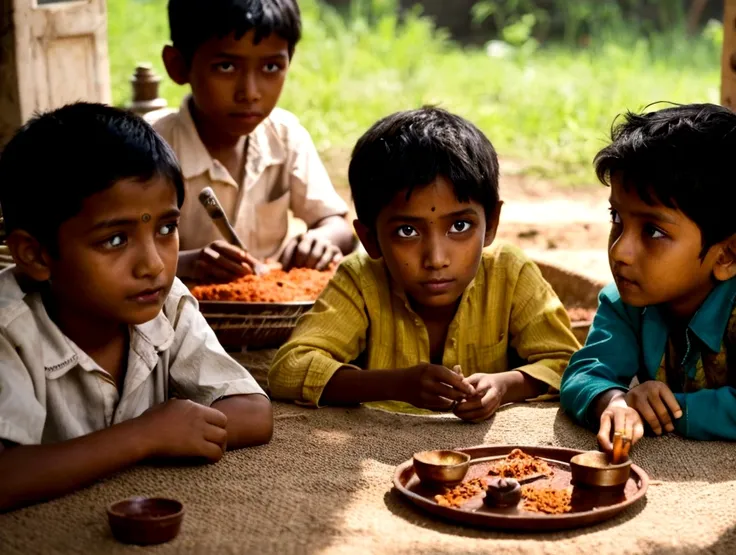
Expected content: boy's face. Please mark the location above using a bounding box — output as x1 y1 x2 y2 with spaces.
185 30 290 138
47 177 180 326
361 176 496 312
608 174 721 317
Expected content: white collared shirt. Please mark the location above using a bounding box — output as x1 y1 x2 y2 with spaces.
150 98 349 260
0 268 265 445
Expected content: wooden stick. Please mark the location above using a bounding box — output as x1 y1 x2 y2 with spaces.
611 431 624 464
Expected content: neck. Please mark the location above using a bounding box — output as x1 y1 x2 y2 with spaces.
43 289 128 356
410 297 461 327
189 98 244 151
662 282 717 328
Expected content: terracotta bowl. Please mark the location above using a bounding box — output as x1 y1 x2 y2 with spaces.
570 451 631 489
107 497 185 545
413 450 471 487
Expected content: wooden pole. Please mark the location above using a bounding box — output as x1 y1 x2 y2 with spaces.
722 0 736 109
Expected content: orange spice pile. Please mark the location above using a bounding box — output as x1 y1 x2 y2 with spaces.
487 448 554 481
190 267 334 303
434 478 489 508
521 486 572 514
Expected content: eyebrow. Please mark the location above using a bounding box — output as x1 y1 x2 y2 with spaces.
214 52 288 60
89 209 180 232
387 208 478 224
609 200 677 225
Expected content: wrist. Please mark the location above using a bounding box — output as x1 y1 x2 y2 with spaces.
127 415 157 460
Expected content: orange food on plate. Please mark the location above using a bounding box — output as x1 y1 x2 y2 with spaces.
487 448 554 481
434 478 489 508
520 485 572 514
190 267 334 303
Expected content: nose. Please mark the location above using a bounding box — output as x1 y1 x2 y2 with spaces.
608 226 636 267
133 237 165 280
423 233 451 270
234 70 261 104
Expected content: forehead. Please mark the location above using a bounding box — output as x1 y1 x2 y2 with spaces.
196 29 290 58
77 177 179 220
379 176 483 218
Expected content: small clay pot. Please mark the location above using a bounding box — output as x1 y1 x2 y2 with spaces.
484 477 522 508
107 497 184 545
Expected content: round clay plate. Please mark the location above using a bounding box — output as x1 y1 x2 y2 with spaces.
392 444 649 531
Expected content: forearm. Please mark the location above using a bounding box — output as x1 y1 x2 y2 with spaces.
212 394 274 449
320 367 406 406
498 370 548 403
309 215 355 254
0 419 150 512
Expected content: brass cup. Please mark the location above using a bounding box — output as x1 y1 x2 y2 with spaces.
570 451 632 489
413 450 471 487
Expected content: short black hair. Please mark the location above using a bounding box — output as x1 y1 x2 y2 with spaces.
349 106 500 228
0 102 184 254
168 0 301 62
595 103 736 256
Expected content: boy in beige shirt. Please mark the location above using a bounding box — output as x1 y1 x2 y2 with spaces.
0 103 272 512
153 0 353 282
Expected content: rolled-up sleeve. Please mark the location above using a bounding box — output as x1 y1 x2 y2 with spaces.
0 332 46 445
508 261 581 399
268 263 368 406
167 289 267 406
287 123 349 227
560 284 640 426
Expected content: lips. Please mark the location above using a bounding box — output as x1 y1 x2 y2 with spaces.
420 278 456 294
129 287 165 304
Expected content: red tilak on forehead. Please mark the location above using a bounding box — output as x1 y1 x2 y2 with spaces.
141 213 151 223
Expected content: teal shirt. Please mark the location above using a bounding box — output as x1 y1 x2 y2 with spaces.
560 279 736 440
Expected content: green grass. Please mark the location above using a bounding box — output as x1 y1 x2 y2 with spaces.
108 0 722 185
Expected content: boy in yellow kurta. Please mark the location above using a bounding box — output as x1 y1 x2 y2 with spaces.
269 107 580 419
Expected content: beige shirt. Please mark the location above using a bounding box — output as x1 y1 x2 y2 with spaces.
0 268 265 446
151 98 349 260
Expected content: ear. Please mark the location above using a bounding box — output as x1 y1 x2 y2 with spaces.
162 45 190 86
483 200 503 248
5 230 52 282
712 234 736 282
353 219 382 259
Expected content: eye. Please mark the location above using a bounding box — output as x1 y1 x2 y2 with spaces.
159 222 178 237
644 224 666 239
609 208 621 224
396 225 418 238
215 62 236 74
101 233 126 249
263 62 282 74
449 220 472 234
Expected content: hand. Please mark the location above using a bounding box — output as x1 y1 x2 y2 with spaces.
399 363 476 411
598 394 645 453
185 240 257 282
280 231 342 270
453 373 507 422
136 399 228 463
625 381 682 436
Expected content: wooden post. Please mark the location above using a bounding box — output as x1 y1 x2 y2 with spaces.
722 0 736 110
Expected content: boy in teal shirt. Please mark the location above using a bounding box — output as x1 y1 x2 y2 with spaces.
560 104 736 453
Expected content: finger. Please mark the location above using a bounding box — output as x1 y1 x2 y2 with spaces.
203 247 252 277
419 393 454 411
204 424 228 446
424 381 471 402
597 413 613 452
292 236 317 269
203 406 228 428
632 417 645 445
648 392 673 432
209 242 258 271
194 260 241 283
315 246 339 271
279 237 300 270
659 386 683 420
637 401 663 435
456 389 501 420
430 366 476 396
200 441 225 463
303 240 327 269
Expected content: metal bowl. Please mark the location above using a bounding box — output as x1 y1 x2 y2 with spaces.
570 451 631 489
413 450 471 487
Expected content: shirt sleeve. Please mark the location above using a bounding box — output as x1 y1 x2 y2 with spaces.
268 263 368 406
560 284 640 427
672 388 736 440
508 261 582 401
166 283 267 406
287 123 349 227
0 331 46 445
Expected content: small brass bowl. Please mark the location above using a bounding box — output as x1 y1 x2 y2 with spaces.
570 451 632 489
413 450 471 487
107 497 185 545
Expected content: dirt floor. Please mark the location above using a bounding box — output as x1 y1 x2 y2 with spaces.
323 153 612 284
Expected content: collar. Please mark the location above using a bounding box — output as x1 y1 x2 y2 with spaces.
175 96 287 185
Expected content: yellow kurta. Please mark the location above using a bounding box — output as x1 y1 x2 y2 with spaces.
268 242 580 413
